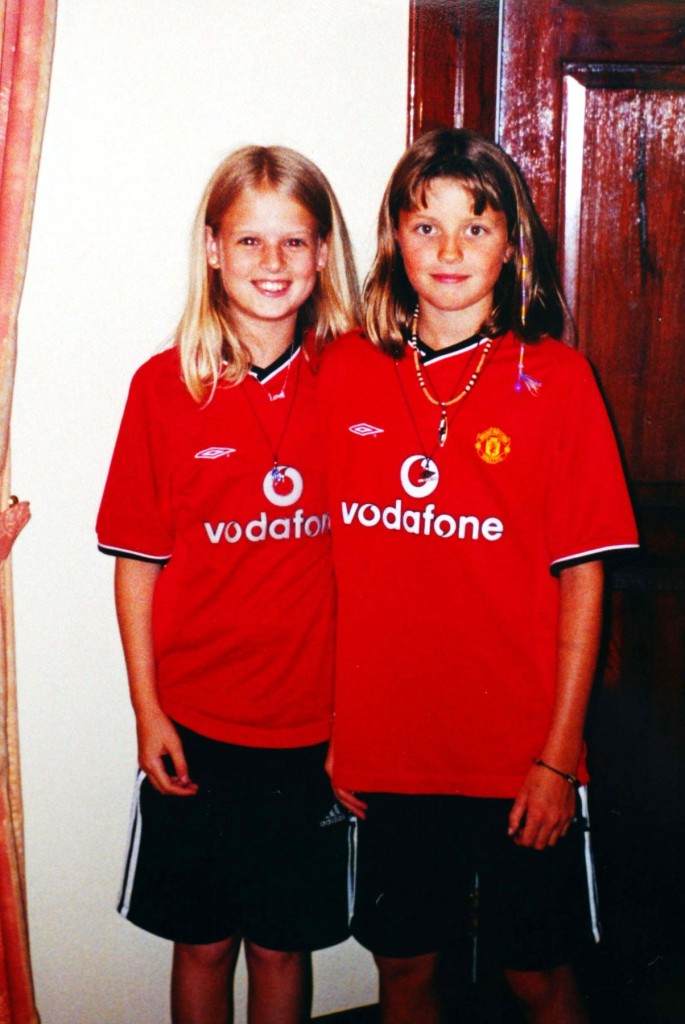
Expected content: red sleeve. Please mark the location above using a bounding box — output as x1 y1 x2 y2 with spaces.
96 357 174 562
546 354 638 569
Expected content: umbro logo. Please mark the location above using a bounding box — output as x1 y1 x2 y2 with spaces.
194 447 237 460
349 422 384 437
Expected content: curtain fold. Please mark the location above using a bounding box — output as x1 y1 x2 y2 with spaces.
0 2 57 1021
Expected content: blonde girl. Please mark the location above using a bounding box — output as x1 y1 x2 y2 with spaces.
98 145 359 1024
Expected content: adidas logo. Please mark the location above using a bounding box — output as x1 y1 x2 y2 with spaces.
319 802 348 827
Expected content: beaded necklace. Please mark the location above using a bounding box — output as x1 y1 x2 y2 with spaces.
408 305 494 447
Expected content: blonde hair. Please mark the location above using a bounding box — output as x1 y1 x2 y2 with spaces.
364 129 566 356
176 145 360 401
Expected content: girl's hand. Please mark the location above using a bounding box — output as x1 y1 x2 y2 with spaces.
333 786 368 819
507 764 575 849
325 739 368 819
136 710 198 797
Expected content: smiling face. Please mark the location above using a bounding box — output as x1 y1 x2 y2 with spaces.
205 185 328 350
395 177 512 344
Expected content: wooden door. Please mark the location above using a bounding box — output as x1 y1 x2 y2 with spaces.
409 1 685 1017
498 3 685 1014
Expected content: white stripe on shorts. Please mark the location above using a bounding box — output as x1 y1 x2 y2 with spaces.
347 815 358 926
118 770 146 920
578 784 601 943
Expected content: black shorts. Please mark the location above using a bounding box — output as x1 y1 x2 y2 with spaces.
118 725 350 950
350 790 599 970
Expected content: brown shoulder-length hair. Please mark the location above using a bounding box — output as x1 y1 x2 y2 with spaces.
363 128 566 356
176 145 360 401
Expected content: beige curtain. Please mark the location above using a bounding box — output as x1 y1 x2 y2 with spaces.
0 2 56 1021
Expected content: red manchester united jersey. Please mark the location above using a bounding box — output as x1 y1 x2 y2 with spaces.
97 343 334 747
321 330 638 797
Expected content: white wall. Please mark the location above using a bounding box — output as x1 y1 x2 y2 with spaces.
11 3 408 1021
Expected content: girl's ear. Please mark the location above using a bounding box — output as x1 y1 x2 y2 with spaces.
315 237 329 272
504 242 515 263
205 226 220 268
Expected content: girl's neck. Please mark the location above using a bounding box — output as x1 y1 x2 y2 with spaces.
416 303 490 351
236 316 298 369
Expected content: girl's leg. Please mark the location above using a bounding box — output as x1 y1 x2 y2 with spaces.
243 941 312 1024
374 951 444 1024
504 964 588 1024
171 936 242 1024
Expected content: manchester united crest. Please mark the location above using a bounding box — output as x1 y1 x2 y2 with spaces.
475 427 511 465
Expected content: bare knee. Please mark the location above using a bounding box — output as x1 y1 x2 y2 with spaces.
171 938 241 1024
244 940 308 973
374 953 442 1024
506 967 556 1006
375 951 439 988
505 964 587 1023
174 936 239 972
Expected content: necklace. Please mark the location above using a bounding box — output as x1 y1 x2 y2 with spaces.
264 339 297 401
249 334 299 402
394 362 441 485
408 305 493 447
242 343 302 485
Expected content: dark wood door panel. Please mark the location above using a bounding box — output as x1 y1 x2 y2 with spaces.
499 1 685 234
559 65 685 484
560 1 685 64
407 0 499 141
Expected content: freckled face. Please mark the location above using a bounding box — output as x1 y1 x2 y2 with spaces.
205 185 328 339
395 177 512 331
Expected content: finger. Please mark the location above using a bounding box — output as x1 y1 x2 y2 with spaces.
164 736 192 786
151 773 198 796
146 755 198 796
169 752 192 787
545 825 562 848
334 787 367 819
508 796 526 837
160 778 198 796
533 821 556 850
337 792 367 818
514 815 545 849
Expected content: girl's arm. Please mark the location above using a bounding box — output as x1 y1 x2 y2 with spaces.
114 558 197 797
507 559 604 849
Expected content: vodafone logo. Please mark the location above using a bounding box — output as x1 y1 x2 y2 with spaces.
400 455 439 498
202 465 324 545
339 454 503 543
262 466 304 507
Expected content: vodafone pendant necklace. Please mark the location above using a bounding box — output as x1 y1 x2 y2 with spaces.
394 362 440 485
242 341 302 485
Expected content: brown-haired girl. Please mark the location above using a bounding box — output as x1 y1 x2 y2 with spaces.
320 129 637 1024
97 145 359 1024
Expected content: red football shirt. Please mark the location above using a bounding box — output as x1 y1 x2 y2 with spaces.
321 330 638 796
97 344 335 747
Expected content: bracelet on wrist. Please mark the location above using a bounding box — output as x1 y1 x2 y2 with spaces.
533 757 578 787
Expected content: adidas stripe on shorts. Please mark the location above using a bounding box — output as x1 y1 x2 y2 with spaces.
349 790 599 969
119 725 350 950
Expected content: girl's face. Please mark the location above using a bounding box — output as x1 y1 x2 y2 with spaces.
395 177 512 333
206 185 328 342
